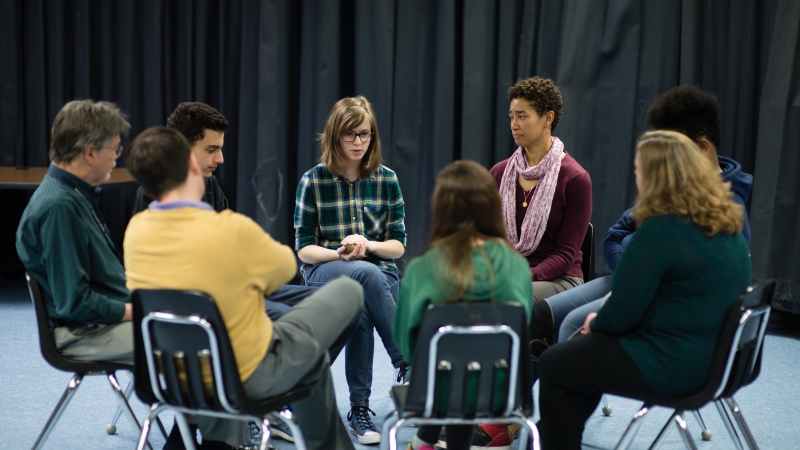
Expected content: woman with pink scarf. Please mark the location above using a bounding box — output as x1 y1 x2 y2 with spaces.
469 76 592 449
490 76 592 302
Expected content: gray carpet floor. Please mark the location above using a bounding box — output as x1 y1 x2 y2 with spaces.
1 277 798 450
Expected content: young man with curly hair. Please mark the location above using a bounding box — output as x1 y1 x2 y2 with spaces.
547 85 754 350
132 102 229 213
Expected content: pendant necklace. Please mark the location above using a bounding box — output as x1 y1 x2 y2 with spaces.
522 184 535 208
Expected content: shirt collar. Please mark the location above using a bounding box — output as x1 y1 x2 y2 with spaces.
148 199 213 211
47 164 101 199
330 169 377 182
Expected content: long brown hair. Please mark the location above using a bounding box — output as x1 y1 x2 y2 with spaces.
631 130 744 236
426 160 509 300
319 96 382 178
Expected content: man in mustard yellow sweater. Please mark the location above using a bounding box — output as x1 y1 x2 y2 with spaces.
124 126 362 449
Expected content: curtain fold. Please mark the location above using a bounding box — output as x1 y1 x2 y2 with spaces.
2 0 799 310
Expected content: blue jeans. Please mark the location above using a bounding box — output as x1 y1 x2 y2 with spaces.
304 260 403 406
544 275 613 343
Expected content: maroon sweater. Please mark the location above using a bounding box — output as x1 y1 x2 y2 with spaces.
490 152 592 281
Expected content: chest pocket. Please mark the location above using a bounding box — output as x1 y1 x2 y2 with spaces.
362 205 387 240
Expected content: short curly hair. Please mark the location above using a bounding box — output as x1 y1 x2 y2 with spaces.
646 85 722 148
507 76 563 133
166 102 229 145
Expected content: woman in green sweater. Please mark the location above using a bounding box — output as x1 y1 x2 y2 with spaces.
536 130 752 449
394 160 532 450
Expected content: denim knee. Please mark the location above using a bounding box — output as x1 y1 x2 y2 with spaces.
348 262 385 288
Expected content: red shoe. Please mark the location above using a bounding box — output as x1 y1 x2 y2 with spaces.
437 423 512 449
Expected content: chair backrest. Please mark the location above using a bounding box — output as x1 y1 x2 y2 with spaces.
403 302 533 418
25 272 128 374
717 281 775 397
132 289 248 413
580 223 594 282
647 281 774 409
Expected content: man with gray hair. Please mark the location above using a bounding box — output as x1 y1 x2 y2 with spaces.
16 99 134 364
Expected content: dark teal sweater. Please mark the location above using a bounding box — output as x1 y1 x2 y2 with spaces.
591 214 751 397
17 165 129 324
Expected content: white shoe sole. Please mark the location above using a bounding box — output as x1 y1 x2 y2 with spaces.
436 441 511 450
349 426 381 445
268 426 295 443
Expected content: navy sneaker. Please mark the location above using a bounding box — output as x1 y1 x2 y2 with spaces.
347 406 381 445
267 412 295 442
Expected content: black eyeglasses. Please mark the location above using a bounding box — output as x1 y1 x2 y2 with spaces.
341 131 373 143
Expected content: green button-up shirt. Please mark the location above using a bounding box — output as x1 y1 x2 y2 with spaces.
294 164 407 274
16 165 129 324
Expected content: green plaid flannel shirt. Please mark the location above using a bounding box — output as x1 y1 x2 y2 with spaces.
294 164 407 274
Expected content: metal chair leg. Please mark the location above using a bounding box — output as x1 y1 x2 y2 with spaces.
614 403 650 450
33 373 84 450
137 404 172 450
651 413 676 450
278 410 307 450
725 397 760 450
174 411 198 450
714 400 744 450
602 394 613 415
259 416 272 450
106 377 134 434
387 417 408 450
691 409 712 440
673 413 699 450
107 372 151 450
380 411 400 450
508 415 540 450
155 415 169 440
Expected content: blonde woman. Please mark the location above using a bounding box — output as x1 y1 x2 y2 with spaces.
537 130 752 450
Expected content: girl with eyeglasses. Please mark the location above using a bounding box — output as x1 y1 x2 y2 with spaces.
294 95 407 445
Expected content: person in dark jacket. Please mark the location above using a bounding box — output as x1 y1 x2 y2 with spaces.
132 102 229 214
545 85 753 344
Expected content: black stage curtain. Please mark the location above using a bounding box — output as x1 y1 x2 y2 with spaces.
2 0 799 311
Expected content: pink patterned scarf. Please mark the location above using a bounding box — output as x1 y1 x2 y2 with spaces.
500 137 564 256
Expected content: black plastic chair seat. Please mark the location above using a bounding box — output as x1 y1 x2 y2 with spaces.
26 272 157 450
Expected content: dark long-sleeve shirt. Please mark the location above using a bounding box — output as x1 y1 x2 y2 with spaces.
490 153 592 281
602 156 752 272
132 175 229 215
591 214 751 397
16 165 129 324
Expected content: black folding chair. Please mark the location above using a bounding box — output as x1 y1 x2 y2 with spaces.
25 273 165 449
381 302 539 450
132 289 313 450
580 222 594 283
614 281 775 450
